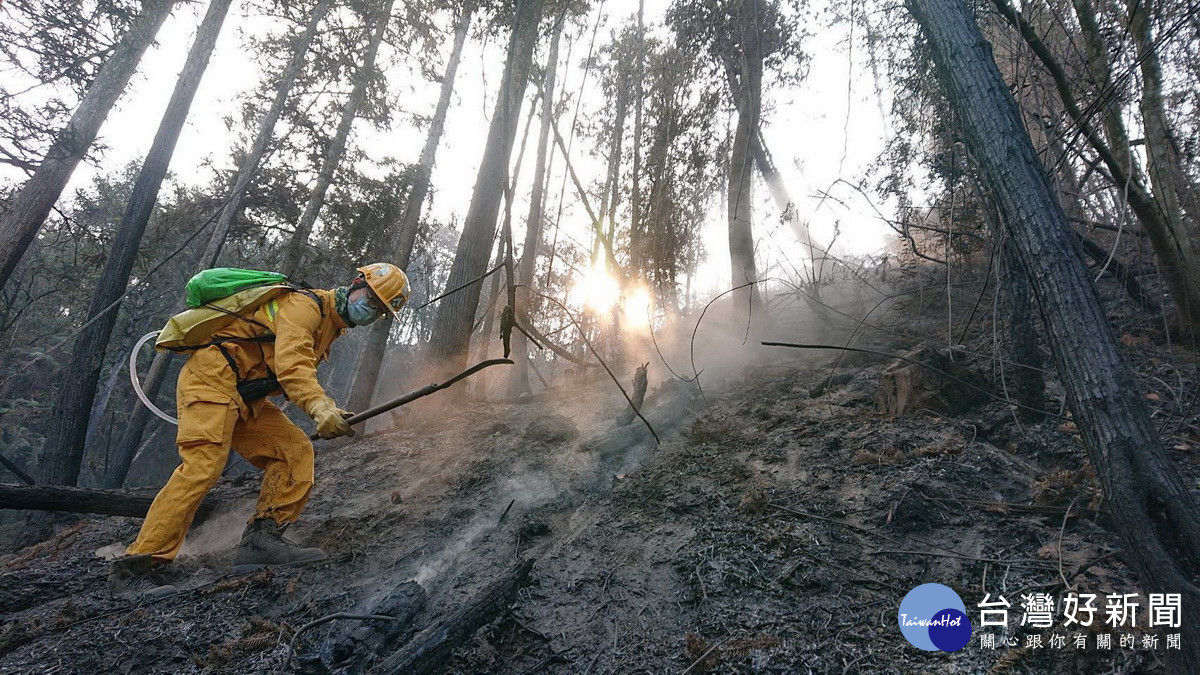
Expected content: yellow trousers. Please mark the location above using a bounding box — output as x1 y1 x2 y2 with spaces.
127 372 315 562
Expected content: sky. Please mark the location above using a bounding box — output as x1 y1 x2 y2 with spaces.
1 0 898 304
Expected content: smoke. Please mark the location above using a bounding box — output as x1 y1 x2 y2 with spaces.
92 504 253 561
413 511 493 587
395 280 886 589
179 504 254 556
413 474 562 588
94 542 126 560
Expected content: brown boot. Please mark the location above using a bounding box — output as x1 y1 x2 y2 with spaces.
231 518 327 573
107 554 177 598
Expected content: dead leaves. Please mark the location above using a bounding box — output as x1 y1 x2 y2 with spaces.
199 568 273 596
1120 333 1151 348
1033 465 1101 511
737 488 769 515
684 632 782 672
191 615 291 668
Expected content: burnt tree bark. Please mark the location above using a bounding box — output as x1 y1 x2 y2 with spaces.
280 0 396 277
373 559 534 674
0 0 177 289
426 0 545 377
907 0 1200 664
320 581 426 668
346 6 473 415
1000 239 1045 421
40 0 234 487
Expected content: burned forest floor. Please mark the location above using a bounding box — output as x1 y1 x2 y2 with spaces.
2 321 1197 674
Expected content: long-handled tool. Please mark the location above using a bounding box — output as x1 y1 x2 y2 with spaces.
310 358 513 439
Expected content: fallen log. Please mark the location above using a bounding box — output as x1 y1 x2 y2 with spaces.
320 580 426 669
0 484 220 521
373 558 535 674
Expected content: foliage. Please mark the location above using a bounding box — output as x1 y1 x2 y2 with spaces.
0 0 142 170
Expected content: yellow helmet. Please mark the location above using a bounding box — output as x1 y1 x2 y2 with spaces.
356 262 410 319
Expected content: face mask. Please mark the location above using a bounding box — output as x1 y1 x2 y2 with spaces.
347 295 382 326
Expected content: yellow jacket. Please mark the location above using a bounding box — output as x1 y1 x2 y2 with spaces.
179 288 348 419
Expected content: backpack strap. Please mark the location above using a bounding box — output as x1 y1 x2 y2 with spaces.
283 281 325 318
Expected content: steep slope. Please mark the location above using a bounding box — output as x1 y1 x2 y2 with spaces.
0 349 1173 673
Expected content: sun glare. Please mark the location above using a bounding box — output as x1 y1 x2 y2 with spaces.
571 258 621 314
622 287 653 327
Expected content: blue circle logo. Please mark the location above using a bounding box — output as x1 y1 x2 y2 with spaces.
898 583 972 652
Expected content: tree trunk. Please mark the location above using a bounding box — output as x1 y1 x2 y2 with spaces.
1128 0 1200 295
627 0 647 273
105 353 171 488
601 59 629 257
280 0 396 277
0 0 177 289
426 0 545 377
39 0 232 486
85 320 143 458
321 581 426 669
202 0 334 265
1070 0 1140 181
104 0 333 487
345 6 472 415
726 0 767 319
907 0 1200 665
508 20 562 397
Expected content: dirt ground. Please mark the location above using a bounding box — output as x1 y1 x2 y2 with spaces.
0 336 1191 673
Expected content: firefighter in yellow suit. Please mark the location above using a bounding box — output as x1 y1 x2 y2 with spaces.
108 263 409 597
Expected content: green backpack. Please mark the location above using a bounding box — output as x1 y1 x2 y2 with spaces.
156 268 320 352
185 268 287 308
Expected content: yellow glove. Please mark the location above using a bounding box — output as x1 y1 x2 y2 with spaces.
311 398 355 439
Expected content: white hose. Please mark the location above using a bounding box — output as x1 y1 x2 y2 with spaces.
130 331 178 425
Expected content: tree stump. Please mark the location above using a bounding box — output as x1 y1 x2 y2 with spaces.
874 346 987 417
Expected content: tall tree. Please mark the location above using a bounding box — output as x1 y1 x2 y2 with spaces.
345 4 474 415
725 0 769 318
202 0 334 265
105 0 333 487
508 16 563 397
670 0 799 313
280 0 397 277
39 0 235 486
627 0 647 274
425 0 546 377
0 0 177 290
906 0 1200 664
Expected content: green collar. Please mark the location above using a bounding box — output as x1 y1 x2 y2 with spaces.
334 287 354 326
